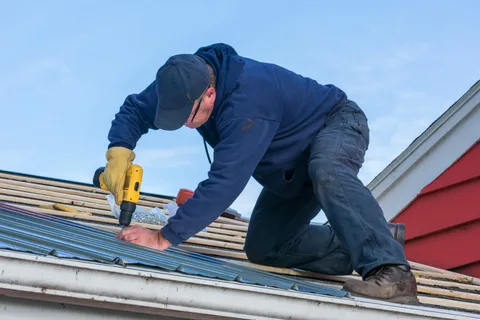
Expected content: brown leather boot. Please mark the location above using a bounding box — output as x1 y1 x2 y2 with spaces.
388 222 405 247
343 265 419 305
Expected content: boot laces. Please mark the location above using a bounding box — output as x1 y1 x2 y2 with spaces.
367 266 395 285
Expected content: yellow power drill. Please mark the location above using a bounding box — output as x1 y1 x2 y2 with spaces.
93 164 143 227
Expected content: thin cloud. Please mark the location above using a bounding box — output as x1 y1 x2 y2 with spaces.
382 42 430 70
359 91 448 184
0 149 35 171
136 146 202 168
0 59 73 97
353 65 373 73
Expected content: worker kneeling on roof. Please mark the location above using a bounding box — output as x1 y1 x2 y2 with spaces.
103 43 419 304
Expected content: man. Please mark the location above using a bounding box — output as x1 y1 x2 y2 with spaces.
104 43 418 304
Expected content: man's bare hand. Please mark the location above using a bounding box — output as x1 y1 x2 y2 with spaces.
116 225 172 250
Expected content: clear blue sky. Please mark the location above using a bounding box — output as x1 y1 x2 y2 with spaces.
1 0 479 221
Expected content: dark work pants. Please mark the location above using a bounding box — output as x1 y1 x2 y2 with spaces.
244 100 409 278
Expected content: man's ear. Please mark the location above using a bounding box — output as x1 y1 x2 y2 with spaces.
206 86 216 98
206 87 216 104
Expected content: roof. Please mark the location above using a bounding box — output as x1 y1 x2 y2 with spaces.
0 169 479 319
367 79 480 221
0 202 344 297
392 139 480 278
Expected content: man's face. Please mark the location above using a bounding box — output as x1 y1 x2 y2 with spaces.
184 86 216 129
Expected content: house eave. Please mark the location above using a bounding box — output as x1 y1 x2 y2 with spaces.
367 80 480 221
0 250 477 320
368 80 480 191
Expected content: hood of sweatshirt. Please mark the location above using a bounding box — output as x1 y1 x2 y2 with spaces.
194 43 245 119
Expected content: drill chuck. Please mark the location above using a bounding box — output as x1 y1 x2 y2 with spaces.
119 201 136 227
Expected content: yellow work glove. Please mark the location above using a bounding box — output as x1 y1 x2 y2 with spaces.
103 147 135 205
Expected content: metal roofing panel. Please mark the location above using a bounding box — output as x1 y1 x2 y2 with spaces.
0 202 348 298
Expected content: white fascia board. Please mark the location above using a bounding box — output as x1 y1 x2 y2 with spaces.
367 81 480 221
0 250 477 320
0 295 172 320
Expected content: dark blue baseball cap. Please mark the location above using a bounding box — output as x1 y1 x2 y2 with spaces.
154 54 210 130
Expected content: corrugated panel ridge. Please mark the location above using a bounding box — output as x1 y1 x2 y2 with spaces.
0 202 348 298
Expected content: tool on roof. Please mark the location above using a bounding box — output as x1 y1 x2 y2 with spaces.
39 203 78 213
175 188 241 219
175 188 194 206
93 164 143 227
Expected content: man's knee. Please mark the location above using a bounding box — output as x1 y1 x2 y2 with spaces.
309 156 336 188
309 151 363 191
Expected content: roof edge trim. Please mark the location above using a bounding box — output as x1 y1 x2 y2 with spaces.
0 250 474 320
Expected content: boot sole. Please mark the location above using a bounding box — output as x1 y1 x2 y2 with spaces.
349 292 420 305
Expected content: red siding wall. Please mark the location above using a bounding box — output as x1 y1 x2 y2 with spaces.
392 139 480 278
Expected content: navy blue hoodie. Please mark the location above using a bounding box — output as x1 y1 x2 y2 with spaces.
108 43 347 245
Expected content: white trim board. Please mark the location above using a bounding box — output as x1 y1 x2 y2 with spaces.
0 250 476 320
0 296 169 320
367 80 480 221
